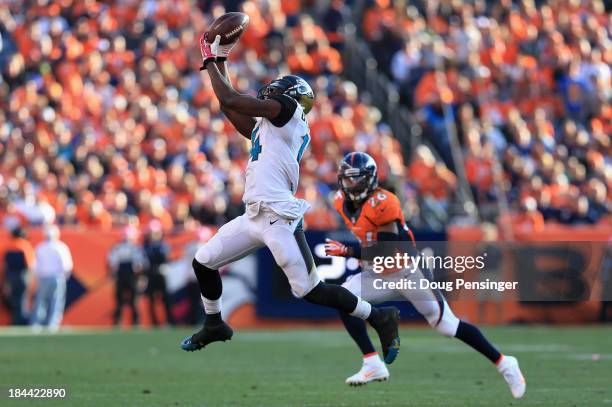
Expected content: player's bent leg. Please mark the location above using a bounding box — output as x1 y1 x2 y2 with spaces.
339 272 392 382
405 271 525 398
182 215 262 352
264 222 321 298
181 259 234 352
412 297 460 338
338 312 376 356
408 284 502 360
301 282 401 364
338 273 366 344
339 311 389 386
451 315 526 399
265 224 401 364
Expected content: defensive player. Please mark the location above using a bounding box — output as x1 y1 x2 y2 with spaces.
181 34 401 364
324 152 526 398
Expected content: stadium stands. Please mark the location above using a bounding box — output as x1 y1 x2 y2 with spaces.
0 0 406 232
360 0 610 226
0 0 609 233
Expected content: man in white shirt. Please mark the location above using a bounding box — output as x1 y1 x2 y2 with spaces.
30 225 73 331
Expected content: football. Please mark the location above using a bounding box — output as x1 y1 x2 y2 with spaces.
207 12 250 45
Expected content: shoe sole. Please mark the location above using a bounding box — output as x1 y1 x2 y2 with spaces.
347 376 389 386
181 335 232 352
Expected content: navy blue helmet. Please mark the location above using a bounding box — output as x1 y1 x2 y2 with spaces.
338 152 378 202
257 75 314 114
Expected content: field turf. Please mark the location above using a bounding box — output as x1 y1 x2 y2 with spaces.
0 326 611 407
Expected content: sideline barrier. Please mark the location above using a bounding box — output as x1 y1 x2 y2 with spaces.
1 225 609 326
448 225 611 324
0 228 198 326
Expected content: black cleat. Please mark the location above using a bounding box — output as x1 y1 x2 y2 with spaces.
369 306 401 364
181 321 233 352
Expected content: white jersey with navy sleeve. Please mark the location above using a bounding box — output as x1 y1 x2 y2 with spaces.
242 94 311 219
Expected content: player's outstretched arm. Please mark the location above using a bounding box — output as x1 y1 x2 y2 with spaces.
200 34 282 121
206 62 282 119
214 61 256 139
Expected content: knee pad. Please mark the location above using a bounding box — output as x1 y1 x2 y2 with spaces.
435 305 460 337
194 238 223 269
419 300 460 337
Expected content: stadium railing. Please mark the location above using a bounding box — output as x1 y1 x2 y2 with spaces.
340 2 478 224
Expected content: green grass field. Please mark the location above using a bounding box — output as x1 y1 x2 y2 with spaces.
1 326 611 407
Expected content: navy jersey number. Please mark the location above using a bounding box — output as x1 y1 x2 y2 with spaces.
297 134 310 162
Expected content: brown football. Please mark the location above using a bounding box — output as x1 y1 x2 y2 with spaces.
207 12 250 45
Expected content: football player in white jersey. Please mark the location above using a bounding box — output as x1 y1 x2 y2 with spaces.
181 33 402 365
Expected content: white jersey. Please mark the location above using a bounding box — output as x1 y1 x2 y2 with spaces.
243 95 311 219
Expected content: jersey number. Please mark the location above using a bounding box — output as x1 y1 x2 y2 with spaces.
250 126 262 161
297 134 310 162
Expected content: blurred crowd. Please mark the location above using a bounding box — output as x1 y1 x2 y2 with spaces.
0 0 608 236
0 0 407 233
362 0 610 227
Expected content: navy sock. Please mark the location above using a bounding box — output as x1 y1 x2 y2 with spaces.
455 321 502 364
339 311 376 356
192 259 222 300
303 282 358 313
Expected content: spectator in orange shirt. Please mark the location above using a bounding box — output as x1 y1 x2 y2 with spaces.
408 145 457 208
512 197 545 232
465 129 495 203
362 0 396 42
139 196 173 233
310 40 343 75
79 200 113 230
287 43 315 75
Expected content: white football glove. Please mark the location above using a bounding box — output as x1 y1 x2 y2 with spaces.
216 39 239 61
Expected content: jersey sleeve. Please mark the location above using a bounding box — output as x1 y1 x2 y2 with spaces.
367 191 403 227
268 94 298 127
